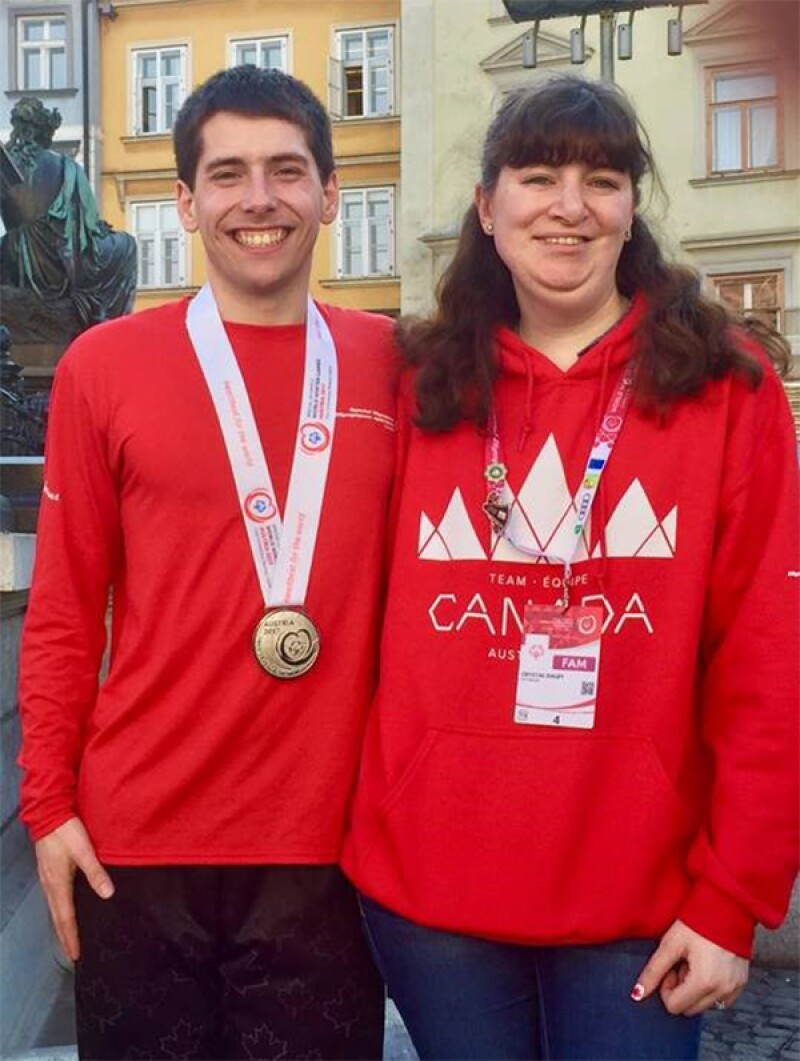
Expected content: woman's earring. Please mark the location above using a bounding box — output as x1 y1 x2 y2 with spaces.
624 225 633 242
485 223 494 235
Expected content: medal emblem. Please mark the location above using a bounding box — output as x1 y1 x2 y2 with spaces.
253 608 320 679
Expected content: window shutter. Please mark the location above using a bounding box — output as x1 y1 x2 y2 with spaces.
387 186 396 275
335 211 344 277
132 58 142 135
328 55 343 120
386 26 395 116
178 227 187 286
179 47 188 109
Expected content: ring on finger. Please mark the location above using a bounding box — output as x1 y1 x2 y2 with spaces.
714 1000 727 1011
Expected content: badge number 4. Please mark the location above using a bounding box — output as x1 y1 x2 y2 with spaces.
514 604 603 730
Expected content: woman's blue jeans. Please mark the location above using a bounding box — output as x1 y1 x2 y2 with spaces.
360 895 702 1061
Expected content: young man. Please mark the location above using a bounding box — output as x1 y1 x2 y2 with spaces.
18 66 396 1060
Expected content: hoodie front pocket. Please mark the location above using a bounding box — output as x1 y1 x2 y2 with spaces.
370 727 696 944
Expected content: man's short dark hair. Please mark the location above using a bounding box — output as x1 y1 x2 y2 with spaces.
173 65 335 189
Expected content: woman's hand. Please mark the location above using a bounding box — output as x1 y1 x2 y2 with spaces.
631 919 749 1016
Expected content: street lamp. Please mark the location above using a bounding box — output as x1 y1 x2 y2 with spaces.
522 26 538 67
618 11 635 60
501 0 709 81
667 8 684 54
570 16 588 63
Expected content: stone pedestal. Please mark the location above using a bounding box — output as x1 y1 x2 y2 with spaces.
10 341 66 393
0 287 81 350
0 462 44 533
0 531 67 1058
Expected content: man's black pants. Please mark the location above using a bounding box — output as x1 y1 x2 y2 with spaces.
74 864 384 1060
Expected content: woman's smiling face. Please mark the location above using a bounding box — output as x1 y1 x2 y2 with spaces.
476 161 635 323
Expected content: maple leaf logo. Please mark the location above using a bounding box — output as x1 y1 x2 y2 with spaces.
159 1018 204 1058
322 986 362 1035
126 979 167 1016
242 1024 289 1059
82 979 122 1031
277 977 314 1018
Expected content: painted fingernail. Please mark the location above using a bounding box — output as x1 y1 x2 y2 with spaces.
631 983 645 1002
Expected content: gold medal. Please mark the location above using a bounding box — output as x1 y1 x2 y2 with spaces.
253 609 320 679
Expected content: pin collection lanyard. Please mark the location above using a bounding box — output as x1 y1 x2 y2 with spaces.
483 364 635 609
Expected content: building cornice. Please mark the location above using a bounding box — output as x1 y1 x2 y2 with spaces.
683 1 758 46
336 152 400 168
689 170 800 190
102 168 177 207
107 0 210 7
318 276 400 290
419 227 459 249
681 228 800 251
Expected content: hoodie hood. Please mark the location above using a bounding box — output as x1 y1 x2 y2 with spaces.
494 292 647 452
495 291 647 385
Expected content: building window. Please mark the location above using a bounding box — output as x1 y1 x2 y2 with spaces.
707 65 781 174
17 15 68 90
329 26 395 119
131 202 186 288
710 270 784 330
131 46 187 135
337 187 395 278
230 36 288 72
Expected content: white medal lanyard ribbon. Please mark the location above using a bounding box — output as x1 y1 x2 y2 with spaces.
186 283 337 609
486 364 635 606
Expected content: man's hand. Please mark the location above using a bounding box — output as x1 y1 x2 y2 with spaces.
34 817 114 962
631 919 749 1016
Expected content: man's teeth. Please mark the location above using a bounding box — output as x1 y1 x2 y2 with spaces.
235 229 287 247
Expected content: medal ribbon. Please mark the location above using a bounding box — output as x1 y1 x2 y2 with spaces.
485 364 635 603
186 284 337 608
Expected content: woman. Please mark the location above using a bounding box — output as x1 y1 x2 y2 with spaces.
342 76 798 1060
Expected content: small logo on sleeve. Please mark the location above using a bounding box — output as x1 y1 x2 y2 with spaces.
336 407 397 432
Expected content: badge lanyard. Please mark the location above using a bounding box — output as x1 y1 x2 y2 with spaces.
484 365 635 609
186 283 337 611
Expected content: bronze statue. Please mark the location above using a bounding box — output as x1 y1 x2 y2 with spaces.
1 323 48 456
0 97 137 327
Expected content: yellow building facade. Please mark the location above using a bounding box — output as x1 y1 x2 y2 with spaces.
98 0 400 315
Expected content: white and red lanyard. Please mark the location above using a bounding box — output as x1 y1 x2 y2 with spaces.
485 364 635 608
186 284 338 610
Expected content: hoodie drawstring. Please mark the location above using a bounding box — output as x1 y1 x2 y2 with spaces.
517 350 536 451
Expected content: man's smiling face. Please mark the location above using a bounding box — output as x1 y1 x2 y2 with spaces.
177 112 338 324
